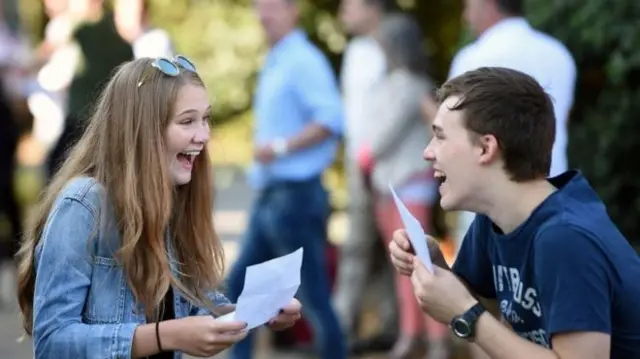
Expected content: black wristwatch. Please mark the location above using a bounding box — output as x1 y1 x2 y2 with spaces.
450 302 486 340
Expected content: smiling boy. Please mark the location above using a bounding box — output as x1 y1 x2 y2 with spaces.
389 67 640 359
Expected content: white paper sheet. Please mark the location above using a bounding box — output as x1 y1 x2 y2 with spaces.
389 183 434 272
216 247 303 329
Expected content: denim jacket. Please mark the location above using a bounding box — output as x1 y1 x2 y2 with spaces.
32 177 231 359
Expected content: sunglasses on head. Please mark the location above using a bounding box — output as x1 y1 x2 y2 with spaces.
137 55 197 88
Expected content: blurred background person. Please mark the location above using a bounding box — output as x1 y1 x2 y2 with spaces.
0 3 25 307
27 0 76 149
45 0 133 181
114 0 174 59
334 0 398 354
224 0 346 359
358 13 451 359
36 0 72 59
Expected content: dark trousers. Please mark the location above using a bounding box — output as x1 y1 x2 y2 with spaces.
46 115 82 182
225 177 347 359
0 95 21 261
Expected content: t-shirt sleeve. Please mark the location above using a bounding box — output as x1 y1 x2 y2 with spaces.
452 215 497 299
291 51 343 135
534 225 612 336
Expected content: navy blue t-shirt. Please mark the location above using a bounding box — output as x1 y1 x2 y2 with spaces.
453 170 640 358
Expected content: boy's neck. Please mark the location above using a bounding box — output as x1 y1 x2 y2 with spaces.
481 179 556 234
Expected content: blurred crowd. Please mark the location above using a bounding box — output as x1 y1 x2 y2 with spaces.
0 0 577 359
0 0 171 303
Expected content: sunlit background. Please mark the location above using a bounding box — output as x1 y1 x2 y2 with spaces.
0 0 638 357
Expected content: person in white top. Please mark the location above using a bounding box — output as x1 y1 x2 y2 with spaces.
30 0 77 147
114 0 174 59
334 0 398 353
450 0 577 260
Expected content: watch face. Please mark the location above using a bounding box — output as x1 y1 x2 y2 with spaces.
452 317 472 338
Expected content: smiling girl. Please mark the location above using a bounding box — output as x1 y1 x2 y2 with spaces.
16 57 299 359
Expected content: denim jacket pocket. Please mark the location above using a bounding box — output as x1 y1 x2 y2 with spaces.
83 255 126 324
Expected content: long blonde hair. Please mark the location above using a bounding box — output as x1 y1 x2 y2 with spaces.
16 58 224 335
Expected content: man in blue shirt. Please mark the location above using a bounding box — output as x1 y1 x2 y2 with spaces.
388 67 640 359
225 1 346 359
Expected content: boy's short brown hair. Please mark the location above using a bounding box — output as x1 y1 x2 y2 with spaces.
437 67 556 181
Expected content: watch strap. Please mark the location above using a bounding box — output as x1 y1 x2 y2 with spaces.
451 302 486 339
466 302 486 322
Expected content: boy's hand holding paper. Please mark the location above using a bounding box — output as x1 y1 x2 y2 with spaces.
389 183 434 273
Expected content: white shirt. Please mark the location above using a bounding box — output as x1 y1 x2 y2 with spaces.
449 17 577 176
133 28 174 59
45 14 74 47
340 36 386 157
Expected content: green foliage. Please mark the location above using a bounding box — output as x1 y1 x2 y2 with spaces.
527 0 640 243
149 0 263 124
